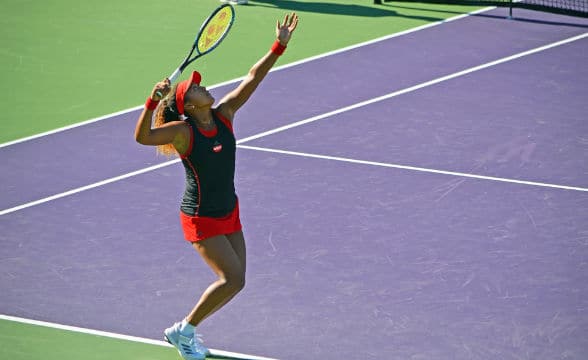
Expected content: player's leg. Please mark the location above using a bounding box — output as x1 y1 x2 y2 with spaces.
195 230 247 321
164 234 244 359
226 230 246 275
187 234 246 325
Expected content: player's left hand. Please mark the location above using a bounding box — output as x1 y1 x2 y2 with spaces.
276 13 298 46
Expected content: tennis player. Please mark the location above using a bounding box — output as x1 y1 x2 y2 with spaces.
134 13 298 360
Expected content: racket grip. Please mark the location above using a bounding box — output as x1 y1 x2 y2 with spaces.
168 68 182 84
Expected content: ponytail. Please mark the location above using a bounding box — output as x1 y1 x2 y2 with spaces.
154 84 182 157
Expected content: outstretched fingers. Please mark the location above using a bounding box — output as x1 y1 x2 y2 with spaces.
288 13 299 32
277 13 298 31
275 13 299 44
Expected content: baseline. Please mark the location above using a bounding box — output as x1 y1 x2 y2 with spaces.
0 314 278 360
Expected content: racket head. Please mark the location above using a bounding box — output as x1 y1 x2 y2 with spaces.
194 4 235 56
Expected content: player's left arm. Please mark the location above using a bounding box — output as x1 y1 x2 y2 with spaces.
217 13 298 123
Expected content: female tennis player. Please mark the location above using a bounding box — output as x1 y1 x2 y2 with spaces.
134 13 298 360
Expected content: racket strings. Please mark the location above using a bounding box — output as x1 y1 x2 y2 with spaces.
197 6 234 54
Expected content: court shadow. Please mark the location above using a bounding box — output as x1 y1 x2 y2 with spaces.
247 0 442 20
379 1 588 25
473 13 588 28
381 2 469 16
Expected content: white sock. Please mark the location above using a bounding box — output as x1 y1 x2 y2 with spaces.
179 319 195 335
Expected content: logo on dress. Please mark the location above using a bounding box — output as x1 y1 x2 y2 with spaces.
212 141 223 153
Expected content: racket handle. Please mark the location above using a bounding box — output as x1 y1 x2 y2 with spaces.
168 68 182 84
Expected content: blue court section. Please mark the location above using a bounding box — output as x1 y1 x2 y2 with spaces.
1 7 587 360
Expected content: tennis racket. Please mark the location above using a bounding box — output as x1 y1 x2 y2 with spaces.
168 4 235 83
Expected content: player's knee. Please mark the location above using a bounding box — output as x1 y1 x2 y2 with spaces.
223 271 245 293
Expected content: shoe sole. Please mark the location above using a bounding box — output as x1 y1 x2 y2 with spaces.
164 333 210 359
164 333 187 358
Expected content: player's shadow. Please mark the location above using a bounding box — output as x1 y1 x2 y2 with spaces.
247 0 443 20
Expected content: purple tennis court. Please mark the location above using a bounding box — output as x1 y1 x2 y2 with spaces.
1 7 587 360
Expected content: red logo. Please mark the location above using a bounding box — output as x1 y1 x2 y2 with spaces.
213 142 223 153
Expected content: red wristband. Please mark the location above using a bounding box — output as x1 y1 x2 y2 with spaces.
271 40 286 56
145 97 160 111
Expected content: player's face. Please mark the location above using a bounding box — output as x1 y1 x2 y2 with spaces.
185 84 214 108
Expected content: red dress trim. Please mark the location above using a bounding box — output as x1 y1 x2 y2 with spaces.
180 200 242 242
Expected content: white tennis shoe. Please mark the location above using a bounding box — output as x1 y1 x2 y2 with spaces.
164 322 210 360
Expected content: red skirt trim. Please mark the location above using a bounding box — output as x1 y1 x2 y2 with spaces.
180 201 242 242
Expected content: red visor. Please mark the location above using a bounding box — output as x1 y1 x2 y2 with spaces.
175 71 202 116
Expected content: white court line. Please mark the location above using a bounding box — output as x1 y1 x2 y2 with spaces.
0 161 180 216
238 145 588 192
0 6 495 149
237 32 588 144
0 314 278 360
1 32 586 216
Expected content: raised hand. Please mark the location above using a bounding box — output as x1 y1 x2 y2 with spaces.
276 13 299 46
